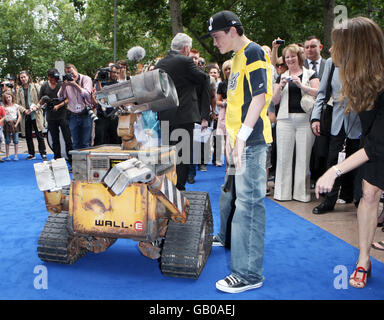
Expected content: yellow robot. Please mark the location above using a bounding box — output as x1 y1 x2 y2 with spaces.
34 69 213 279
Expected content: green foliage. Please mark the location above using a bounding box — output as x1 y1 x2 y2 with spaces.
1 0 383 80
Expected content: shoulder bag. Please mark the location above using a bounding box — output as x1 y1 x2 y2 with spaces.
300 68 316 114
319 63 335 136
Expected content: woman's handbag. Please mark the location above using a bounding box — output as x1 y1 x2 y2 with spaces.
300 94 316 113
319 63 335 136
300 68 316 113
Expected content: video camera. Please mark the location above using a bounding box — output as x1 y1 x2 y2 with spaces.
41 95 64 110
96 67 112 82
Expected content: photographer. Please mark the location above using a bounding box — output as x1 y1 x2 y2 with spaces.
39 68 73 163
58 63 94 150
117 60 129 82
16 70 48 160
93 64 121 146
1 80 14 95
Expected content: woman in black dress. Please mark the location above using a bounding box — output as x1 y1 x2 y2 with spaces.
316 17 384 289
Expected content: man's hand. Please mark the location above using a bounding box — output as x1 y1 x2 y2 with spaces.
232 137 246 171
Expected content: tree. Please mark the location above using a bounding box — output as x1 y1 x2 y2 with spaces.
323 0 335 58
1 0 383 79
169 0 184 35
0 0 112 79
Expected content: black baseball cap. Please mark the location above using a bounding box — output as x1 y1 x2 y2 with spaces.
201 10 242 39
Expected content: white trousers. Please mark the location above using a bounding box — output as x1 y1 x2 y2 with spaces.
274 113 315 202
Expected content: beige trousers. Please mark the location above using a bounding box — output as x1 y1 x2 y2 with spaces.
274 113 315 202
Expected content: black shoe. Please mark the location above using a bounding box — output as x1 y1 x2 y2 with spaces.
42 154 48 161
26 155 36 160
312 202 334 215
187 176 195 184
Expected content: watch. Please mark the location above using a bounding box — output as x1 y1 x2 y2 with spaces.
333 166 342 177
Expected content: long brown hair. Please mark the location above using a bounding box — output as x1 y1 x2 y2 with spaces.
1 90 15 105
331 17 384 113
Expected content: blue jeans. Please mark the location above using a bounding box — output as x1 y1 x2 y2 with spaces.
69 113 92 150
217 143 267 284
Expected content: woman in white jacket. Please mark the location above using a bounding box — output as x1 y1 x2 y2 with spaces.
272 44 319 202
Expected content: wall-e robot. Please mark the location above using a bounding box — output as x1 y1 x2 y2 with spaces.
34 69 213 279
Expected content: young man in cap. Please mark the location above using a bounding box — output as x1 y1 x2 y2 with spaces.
203 10 273 293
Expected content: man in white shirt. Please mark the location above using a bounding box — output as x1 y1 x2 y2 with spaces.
304 36 326 79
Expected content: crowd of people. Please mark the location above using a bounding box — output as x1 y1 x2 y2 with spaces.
0 60 148 165
0 10 383 293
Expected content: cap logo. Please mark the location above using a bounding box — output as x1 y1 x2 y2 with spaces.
231 20 237 24
208 17 213 31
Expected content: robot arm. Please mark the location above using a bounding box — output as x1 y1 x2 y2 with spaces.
103 158 189 224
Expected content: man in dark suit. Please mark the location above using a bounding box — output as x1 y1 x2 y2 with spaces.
304 36 326 80
155 32 210 190
304 35 328 187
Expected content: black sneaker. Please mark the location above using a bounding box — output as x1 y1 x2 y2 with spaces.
216 274 263 293
212 235 224 247
26 155 36 160
42 155 48 161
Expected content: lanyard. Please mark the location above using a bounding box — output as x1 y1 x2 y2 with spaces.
342 111 358 152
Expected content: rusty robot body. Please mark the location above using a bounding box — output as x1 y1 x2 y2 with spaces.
34 70 213 279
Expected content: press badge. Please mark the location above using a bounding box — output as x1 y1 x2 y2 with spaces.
338 151 346 163
75 104 82 112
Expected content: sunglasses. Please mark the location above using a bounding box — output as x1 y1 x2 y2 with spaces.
276 63 286 68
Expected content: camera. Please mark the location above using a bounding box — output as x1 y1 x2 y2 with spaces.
52 72 60 81
276 39 285 45
285 76 293 82
96 67 112 82
2 81 13 89
87 105 98 122
41 95 62 110
63 73 73 82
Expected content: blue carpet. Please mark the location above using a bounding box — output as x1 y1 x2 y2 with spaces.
0 153 383 300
